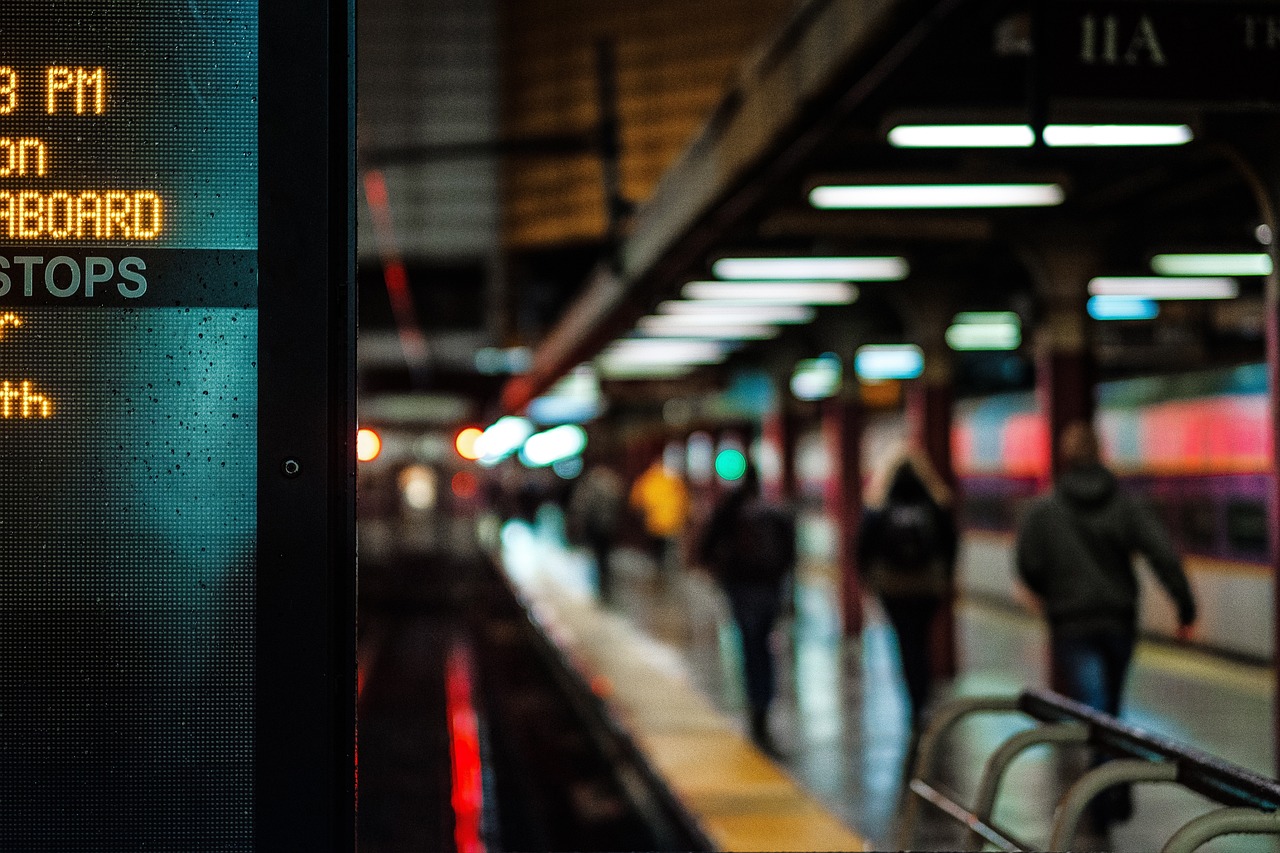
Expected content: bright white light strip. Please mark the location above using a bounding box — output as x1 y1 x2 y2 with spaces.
1150 253 1273 277
888 124 1034 148
682 280 858 304
1087 296 1160 320
712 256 908 281
1088 276 1238 299
474 416 535 463
854 344 924 380
1043 124 1193 147
596 362 697 380
811 183 1064 209
654 302 817 324
953 311 1020 326
602 339 728 365
635 319 781 340
520 424 588 467
945 323 1021 351
887 123 1192 148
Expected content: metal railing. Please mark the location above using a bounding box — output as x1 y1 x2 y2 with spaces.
896 687 1280 852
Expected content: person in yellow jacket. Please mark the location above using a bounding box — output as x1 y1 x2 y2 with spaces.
628 458 690 576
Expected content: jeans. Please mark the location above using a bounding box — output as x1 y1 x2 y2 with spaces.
1050 625 1135 717
1051 624 1137 823
725 581 784 712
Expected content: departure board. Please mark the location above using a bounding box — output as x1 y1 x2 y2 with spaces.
0 2 258 848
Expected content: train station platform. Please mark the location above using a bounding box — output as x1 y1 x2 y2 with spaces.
496 507 1278 851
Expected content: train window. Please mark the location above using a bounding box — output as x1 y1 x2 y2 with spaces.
1226 500 1269 558
1179 497 1218 551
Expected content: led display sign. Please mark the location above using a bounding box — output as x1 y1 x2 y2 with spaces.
0 2 261 848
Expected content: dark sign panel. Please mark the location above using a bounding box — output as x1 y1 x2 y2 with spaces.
1044 2 1280 106
0 2 261 848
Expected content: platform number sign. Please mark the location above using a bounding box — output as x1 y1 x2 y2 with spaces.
1045 2 1280 106
0 2 259 848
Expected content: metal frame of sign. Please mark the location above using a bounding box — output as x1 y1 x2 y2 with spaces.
258 0 356 847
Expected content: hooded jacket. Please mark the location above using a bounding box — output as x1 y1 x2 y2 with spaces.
1015 463 1196 634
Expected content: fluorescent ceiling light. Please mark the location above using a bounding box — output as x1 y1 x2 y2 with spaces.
1150 253 1273 277
635 319 781 340
1087 296 1160 320
810 183 1064 209
654 302 817 324
712 256 908 281
886 123 1192 149
520 424 588 467
1088 276 1238 299
1043 124 1192 147
596 362 697 380
854 344 924 380
474 416 535 464
791 354 842 401
682 280 858 304
601 339 728 365
888 124 1035 148
945 321 1021 351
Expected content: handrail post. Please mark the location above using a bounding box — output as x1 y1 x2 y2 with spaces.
895 696 1021 850
1161 807 1280 853
1049 759 1178 850
966 722 1090 849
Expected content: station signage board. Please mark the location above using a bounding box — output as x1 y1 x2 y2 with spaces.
1043 2 1280 107
0 2 354 848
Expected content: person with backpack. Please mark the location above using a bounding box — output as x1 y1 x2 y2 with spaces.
698 463 796 757
859 449 958 729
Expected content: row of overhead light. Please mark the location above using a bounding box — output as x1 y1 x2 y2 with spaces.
593 122 1272 380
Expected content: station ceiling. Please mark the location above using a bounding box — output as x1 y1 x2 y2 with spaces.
356 0 1280 429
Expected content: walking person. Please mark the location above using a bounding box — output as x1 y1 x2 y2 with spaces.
1016 420 1197 825
568 464 625 603
859 449 958 730
698 464 795 757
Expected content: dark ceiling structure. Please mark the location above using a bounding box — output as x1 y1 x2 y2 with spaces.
497 0 1279 420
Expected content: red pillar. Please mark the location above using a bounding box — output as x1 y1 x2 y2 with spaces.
1037 350 1095 480
764 397 800 502
825 395 863 637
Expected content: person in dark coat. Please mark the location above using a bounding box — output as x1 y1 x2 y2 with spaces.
859 449 958 728
698 464 795 757
1016 420 1197 825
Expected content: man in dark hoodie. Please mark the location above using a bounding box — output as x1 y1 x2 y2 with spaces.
1016 420 1196 822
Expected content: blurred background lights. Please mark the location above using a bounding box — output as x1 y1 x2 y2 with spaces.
454 426 483 460
356 428 382 462
790 353 842 401
887 123 1192 148
945 311 1021 351
552 457 585 479
711 256 908 281
681 280 858 305
1149 253 1273 277
474 416 535 464
519 424 588 467
1088 296 1160 320
1087 276 1239 299
854 344 924 380
714 447 748 481
398 464 438 511
810 183 1064 209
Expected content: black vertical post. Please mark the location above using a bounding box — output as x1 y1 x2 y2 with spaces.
257 0 357 847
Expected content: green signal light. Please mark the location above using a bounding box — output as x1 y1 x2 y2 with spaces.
715 448 747 481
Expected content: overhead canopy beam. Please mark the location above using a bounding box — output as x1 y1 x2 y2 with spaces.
501 0 964 412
